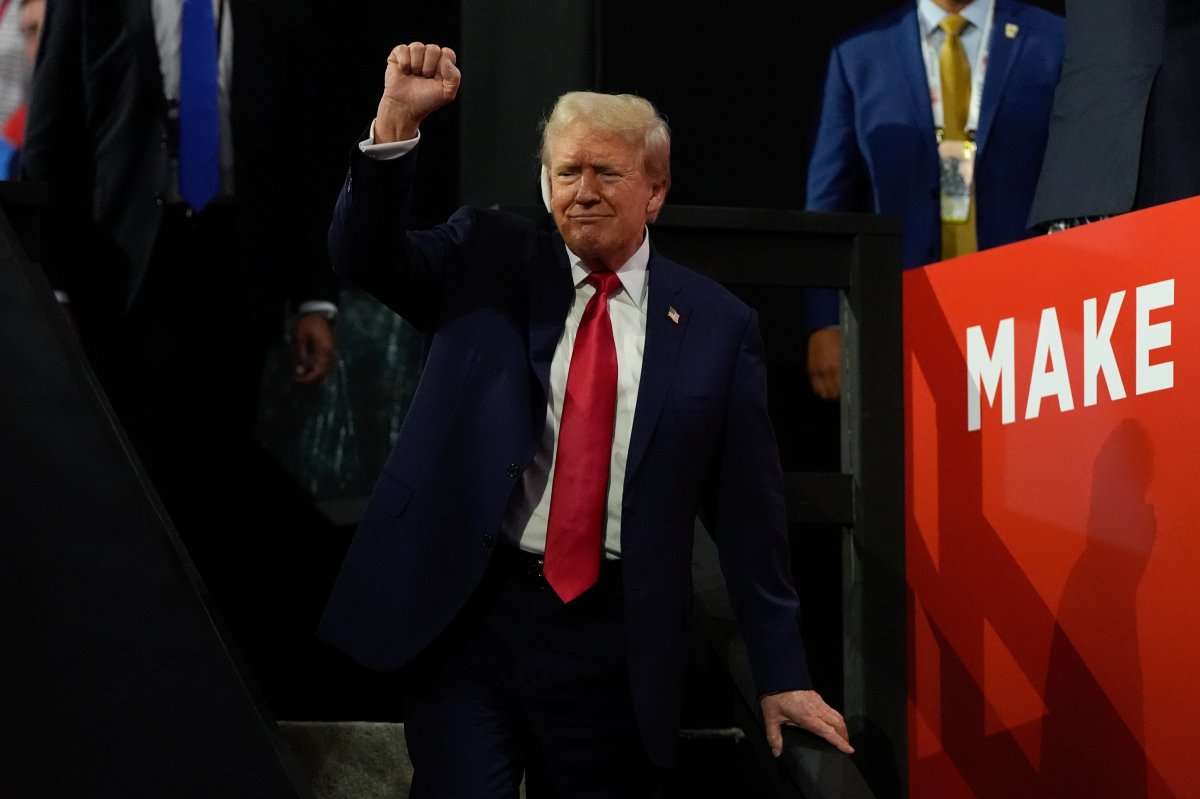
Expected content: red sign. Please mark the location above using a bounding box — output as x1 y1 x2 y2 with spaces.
904 197 1200 798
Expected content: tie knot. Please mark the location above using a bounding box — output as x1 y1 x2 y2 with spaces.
940 13 968 38
586 270 622 297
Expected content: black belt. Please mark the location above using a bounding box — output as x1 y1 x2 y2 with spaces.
494 544 621 592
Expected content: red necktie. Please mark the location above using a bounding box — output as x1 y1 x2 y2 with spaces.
543 270 622 603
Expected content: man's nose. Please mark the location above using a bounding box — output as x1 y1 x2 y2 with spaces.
576 171 601 201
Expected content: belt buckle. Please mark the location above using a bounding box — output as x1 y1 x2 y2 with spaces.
526 553 548 589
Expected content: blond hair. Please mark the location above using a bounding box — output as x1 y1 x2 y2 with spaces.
539 91 671 184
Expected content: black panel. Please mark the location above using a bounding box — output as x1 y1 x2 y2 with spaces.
0 184 312 798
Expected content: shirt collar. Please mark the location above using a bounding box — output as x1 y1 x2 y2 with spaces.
565 228 651 310
918 0 992 36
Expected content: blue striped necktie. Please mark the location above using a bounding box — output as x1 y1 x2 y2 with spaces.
179 0 220 211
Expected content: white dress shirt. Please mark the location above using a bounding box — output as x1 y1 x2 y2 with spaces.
503 241 649 559
917 0 994 68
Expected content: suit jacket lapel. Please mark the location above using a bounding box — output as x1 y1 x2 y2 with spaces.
120 0 164 104
625 253 687 483
896 7 939 148
975 0 1020 154
528 230 574 400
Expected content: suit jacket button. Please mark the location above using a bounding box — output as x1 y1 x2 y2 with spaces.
506 464 520 478
482 534 495 548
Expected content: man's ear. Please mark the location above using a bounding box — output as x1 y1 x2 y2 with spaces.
540 166 552 212
646 179 670 222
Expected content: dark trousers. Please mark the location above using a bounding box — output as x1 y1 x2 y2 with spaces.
402 548 664 799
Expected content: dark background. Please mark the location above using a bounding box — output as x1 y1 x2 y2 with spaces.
309 0 1065 220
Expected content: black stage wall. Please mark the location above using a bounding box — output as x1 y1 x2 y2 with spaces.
0 187 313 798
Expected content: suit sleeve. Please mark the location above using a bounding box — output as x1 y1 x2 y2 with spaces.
708 308 813 695
804 45 872 333
328 142 483 331
1026 0 1162 225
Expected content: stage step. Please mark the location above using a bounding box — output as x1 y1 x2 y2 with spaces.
277 721 748 798
278 721 414 799
278 721 532 799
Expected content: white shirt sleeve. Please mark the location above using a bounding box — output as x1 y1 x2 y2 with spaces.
359 120 421 159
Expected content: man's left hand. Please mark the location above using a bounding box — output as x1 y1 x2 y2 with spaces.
292 312 336 384
760 689 854 756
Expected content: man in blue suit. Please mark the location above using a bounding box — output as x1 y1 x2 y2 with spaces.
803 0 1065 399
317 41 853 797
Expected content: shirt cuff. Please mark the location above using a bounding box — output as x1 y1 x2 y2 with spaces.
299 300 338 321
359 120 420 159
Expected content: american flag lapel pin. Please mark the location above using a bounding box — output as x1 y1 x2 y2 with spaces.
667 306 680 324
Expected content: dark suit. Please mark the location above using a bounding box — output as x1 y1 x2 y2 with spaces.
804 0 1064 329
21 0 337 321
317 146 811 770
20 0 339 606
1027 0 1200 227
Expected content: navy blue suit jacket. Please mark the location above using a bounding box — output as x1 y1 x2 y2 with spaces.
804 0 1064 330
317 146 811 766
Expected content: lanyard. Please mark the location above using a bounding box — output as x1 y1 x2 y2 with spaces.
920 4 995 143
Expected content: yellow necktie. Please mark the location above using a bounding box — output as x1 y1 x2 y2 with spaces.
938 13 977 258
939 14 971 142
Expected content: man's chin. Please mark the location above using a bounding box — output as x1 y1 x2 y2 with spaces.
560 231 606 259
